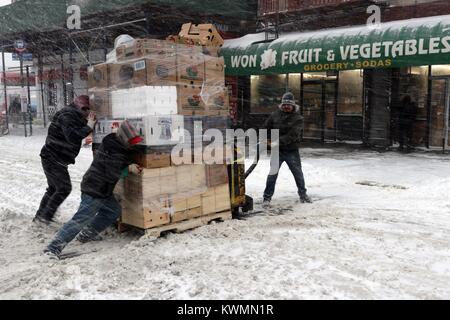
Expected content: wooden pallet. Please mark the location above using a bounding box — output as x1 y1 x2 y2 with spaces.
118 210 232 238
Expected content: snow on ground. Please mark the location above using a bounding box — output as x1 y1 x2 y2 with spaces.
0 129 450 299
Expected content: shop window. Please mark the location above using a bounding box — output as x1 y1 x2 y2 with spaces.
337 70 363 115
399 66 428 118
287 73 301 103
250 74 287 114
432 65 450 76
303 72 337 81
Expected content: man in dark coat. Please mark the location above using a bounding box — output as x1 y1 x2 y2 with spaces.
398 95 417 151
44 120 143 259
263 92 311 207
34 95 96 224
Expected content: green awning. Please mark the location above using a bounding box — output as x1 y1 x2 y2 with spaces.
0 0 255 38
221 15 450 76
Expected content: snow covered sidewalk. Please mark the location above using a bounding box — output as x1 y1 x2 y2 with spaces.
0 132 449 299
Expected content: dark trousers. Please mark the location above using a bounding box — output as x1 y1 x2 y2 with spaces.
263 149 307 201
47 193 122 254
36 157 72 220
398 123 414 149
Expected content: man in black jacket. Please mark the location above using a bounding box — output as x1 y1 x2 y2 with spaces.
44 120 143 259
34 95 96 224
263 92 311 207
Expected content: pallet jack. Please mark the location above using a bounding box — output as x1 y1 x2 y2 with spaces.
228 141 261 217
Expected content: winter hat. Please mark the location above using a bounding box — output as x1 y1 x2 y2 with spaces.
117 120 144 146
279 92 300 112
73 95 90 110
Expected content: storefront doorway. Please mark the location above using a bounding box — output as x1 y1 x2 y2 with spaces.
301 77 337 142
430 77 450 149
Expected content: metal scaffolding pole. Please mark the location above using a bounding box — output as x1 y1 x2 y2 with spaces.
20 52 27 137
1 50 9 132
38 55 47 128
26 65 32 136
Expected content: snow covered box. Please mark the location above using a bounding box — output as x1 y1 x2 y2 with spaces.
111 86 178 118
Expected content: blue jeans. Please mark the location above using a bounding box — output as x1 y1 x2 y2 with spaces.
263 149 307 201
47 193 121 254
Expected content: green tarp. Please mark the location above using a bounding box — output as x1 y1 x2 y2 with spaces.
221 15 450 76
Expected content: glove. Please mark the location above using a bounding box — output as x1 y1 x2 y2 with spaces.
87 111 97 130
129 164 143 175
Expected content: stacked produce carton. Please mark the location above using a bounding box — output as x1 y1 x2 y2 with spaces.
88 24 232 231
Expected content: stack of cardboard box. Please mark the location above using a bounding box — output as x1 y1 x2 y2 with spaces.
88 24 232 231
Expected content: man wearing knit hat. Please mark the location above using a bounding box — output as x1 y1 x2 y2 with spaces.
34 95 97 225
44 120 143 259
263 92 312 208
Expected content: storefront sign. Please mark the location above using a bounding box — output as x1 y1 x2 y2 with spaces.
221 15 450 76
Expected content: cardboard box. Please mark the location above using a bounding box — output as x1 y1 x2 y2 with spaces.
116 39 177 61
179 23 224 46
214 184 231 212
134 151 171 169
124 167 177 199
111 86 178 118
110 59 148 89
97 116 184 147
121 195 171 229
88 89 111 119
177 45 205 83
142 115 184 146
171 207 202 223
175 164 206 193
171 194 201 212
201 183 231 215
205 164 229 187
147 55 177 86
202 46 221 57
204 56 225 87
88 63 110 89
177 84 206 115
204 86 229 112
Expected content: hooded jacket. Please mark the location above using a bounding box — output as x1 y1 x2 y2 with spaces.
81 133 135 199
40 106 92 165
265 104 303 151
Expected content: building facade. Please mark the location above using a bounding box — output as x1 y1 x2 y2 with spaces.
224 0 450 150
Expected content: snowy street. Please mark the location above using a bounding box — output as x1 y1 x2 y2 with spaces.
0 131 449 299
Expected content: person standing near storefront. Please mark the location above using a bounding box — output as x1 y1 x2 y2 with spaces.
398 95 417 152
263 92 312 208
34 95 96 224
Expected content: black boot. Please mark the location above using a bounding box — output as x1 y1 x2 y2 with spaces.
300 193 312 203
